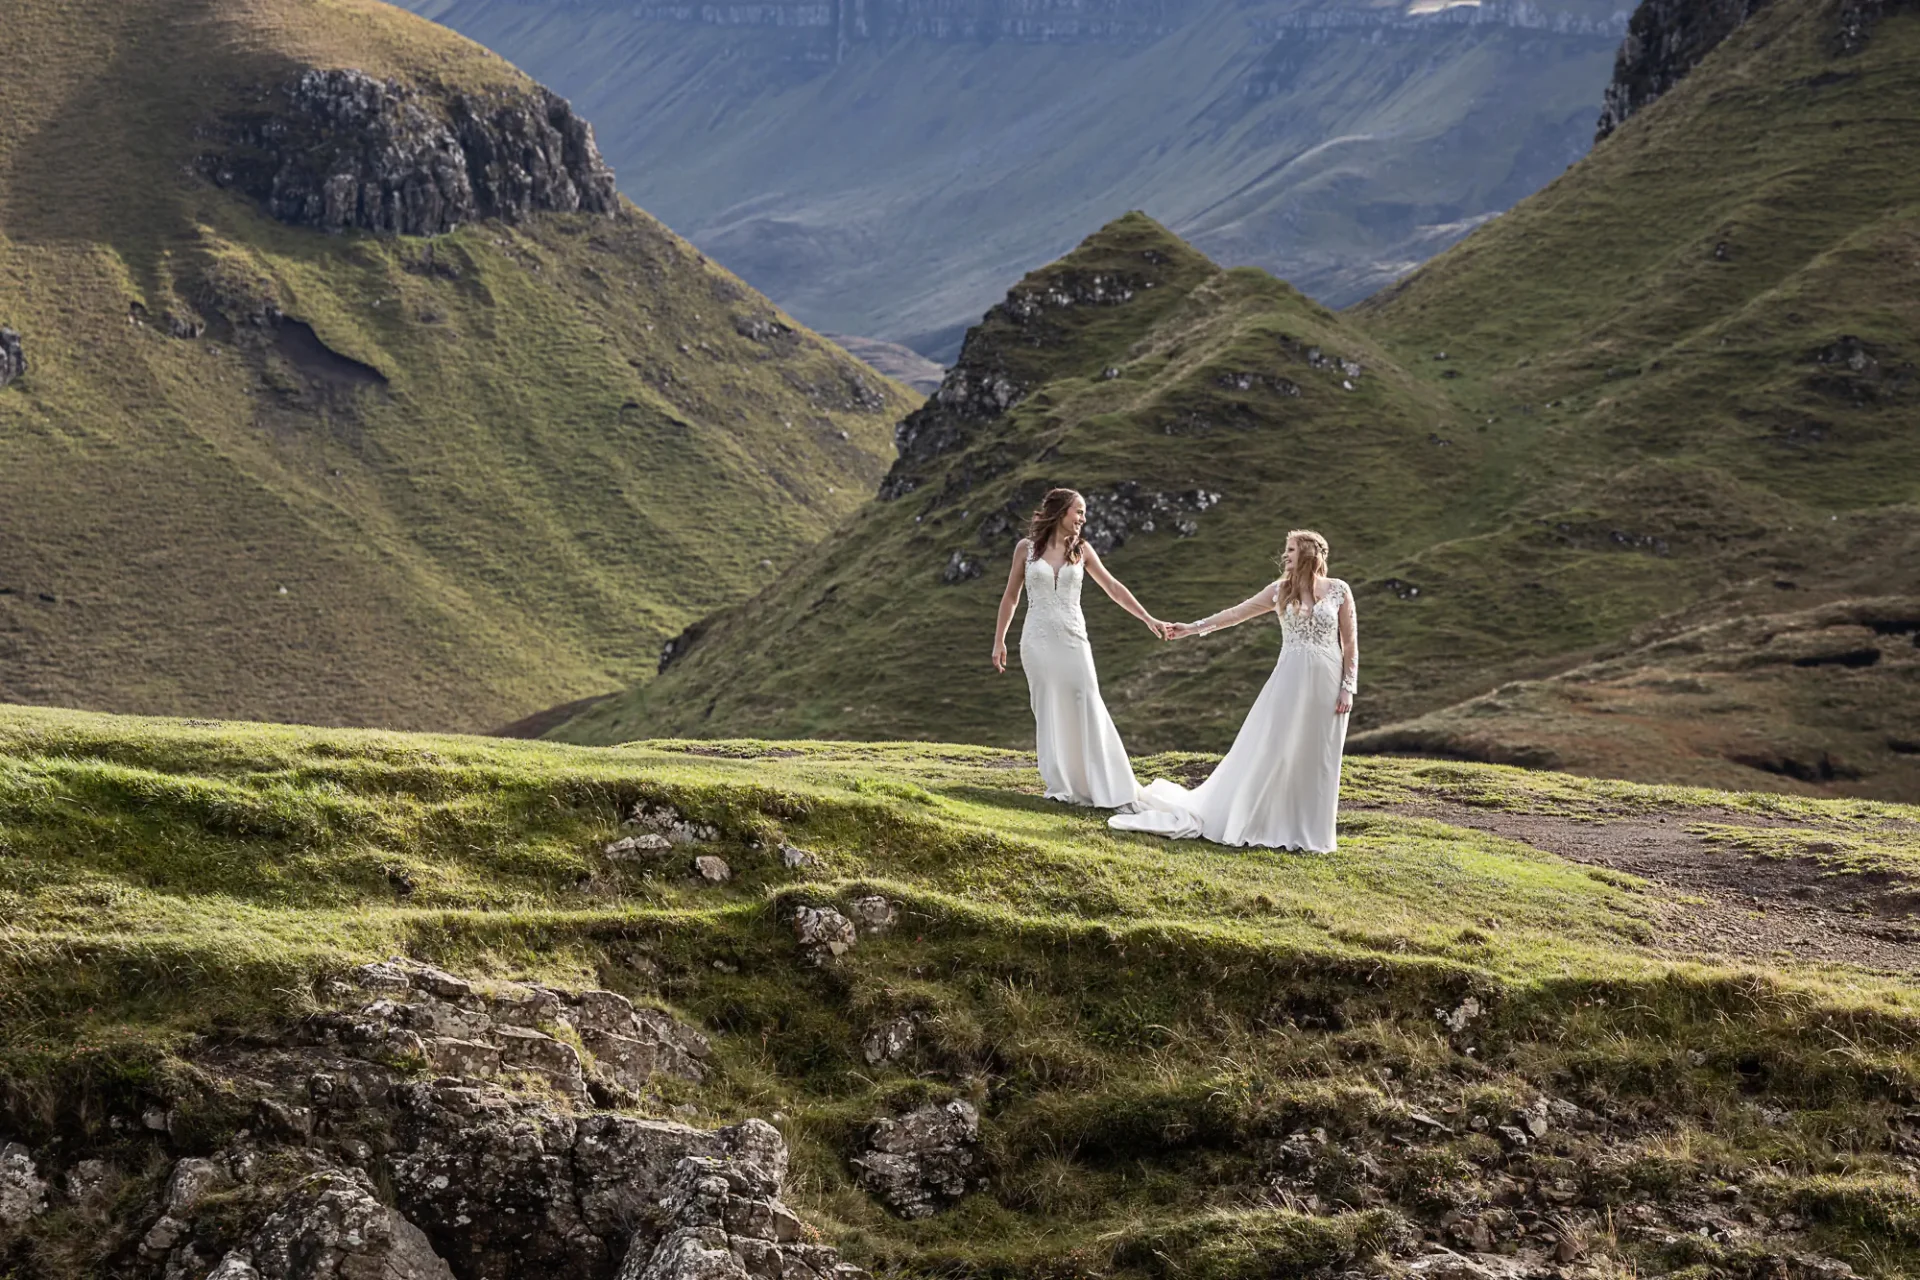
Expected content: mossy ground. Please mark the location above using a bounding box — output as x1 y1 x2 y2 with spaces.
3 704 1918 1277
0 0 917 733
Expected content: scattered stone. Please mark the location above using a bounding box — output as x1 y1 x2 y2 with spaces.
861 1016 917 1066
793 906 858 963
851 1099 981 1219
0 1142 48 1225
139 1156 227 1255
1409 1110 1453 1135
847 895 899 935
606 833 674 859
63 1158 111 1208
693 855 731 883
1436 996 1483 1033
941 549 983 584
1495 1124 1531 1149
778 844 818 870
632 803 719 845
0 327 24 390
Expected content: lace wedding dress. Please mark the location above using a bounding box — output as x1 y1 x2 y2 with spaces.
1110 579 1354 851
1020 547 1143 809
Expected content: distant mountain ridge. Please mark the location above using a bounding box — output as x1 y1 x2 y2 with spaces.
399 0 1628 355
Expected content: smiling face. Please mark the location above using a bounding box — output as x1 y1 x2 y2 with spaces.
1065 496 1088 542
1283 537 1300 575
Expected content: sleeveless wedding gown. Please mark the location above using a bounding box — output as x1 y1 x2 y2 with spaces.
1020 547 1143 809
1110 579 1352 851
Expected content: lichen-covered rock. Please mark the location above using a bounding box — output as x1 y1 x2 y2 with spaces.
850 1100 982 1218
861 1016 916 1066
846 896 898 935
693 855 731 883
0 1142 47 1225
792 906 857 963
209 1168 454 1280
632 803 719 845
615 1124 868 1280
606 832 674 860
198 67 618 237
0 327 26 391
140 1157 226 1257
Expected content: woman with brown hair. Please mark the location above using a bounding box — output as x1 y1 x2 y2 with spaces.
1110 529 1357 851
990 488 1167 809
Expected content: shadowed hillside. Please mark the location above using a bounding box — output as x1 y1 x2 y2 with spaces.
550 0 1920 800
0 0 918 733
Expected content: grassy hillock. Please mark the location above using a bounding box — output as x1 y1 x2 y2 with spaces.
2 704 1918 1277
556 0 1920 801
0 0 918 734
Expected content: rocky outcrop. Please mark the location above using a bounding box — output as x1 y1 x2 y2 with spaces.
1594 0 1770 140
199 68 619 236
0 327 23 391
850 1100 982 1219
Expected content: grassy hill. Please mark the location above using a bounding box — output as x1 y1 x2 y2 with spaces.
1 704 1917 1277
396 0 1626 355
0 0 918 734
553 0 1920 800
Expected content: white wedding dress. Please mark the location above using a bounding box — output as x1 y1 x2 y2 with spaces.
1019 547 1143 809
1111 579 1353 851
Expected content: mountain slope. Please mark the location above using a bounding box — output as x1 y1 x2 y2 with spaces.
397 0 1628 355
551 0 1920 800
3 706 1918 1278
0 0 918 733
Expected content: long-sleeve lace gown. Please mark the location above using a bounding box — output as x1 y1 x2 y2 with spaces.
1110 579 1354 851
1019 547 1143 809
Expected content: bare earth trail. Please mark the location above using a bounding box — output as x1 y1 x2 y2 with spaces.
1353 802 1920 975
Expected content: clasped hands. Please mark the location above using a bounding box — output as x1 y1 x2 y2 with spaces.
1145 617 1200 641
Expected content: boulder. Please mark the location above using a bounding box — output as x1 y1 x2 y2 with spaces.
792 906 857 963
846 896 898 935
861 1017 916 1066
0 327 23 391
851 1100 981 1219
693 855 731 883
0 1141 48 1224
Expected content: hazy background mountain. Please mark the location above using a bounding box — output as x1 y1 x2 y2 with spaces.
397 0 1630 356
0 0 917 733
551 0 1920 799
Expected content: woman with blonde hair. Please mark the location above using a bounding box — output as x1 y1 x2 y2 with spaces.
991 487 1167 809
1110 529 1356 851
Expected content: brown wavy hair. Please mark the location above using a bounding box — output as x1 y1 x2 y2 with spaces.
1026 488 1086 562
1277 529 1330 613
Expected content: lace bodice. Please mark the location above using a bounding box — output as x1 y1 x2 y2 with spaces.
1276 578 1347 654
1022 547 1089 644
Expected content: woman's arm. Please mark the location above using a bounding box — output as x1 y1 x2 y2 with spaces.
1335 583 1358 715
991 540 1030 672
1082 545 1166 637
1168 581 1280 639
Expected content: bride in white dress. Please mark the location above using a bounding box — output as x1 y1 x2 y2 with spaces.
1110 529 1357 852
991 488 1167 809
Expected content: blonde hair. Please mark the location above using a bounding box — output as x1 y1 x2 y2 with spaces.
1277 529 1329 613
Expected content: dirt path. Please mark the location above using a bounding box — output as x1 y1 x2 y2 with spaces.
1359 803 1920 974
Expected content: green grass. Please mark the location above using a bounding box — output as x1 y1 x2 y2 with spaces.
567 0 1920 803
0 0 918 733
3 704 1920 1275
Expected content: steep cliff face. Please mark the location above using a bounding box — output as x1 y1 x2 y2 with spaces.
200 68 618 236
1592 0 1770 139
398 0 1627 355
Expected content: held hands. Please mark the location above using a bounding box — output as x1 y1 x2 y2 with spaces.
1163 621 1198 640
